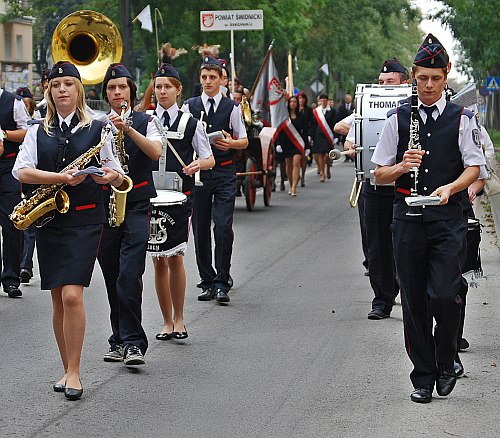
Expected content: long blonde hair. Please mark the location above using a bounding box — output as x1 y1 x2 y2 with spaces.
44 77 92 135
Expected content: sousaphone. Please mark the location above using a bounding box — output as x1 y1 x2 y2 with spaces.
52 10 122 85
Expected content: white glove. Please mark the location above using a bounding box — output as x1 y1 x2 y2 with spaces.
276 145 283 153
305 148 311 156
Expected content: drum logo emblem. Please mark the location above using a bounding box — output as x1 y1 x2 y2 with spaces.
149 217 168 244
202 14 214 28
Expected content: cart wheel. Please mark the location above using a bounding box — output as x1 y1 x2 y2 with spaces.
244 158 257 211
263 145 275 206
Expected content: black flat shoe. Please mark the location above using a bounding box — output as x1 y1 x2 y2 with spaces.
53 382 65 393
410 385 432 403
173 326 188 340
64 380 83 400
156 332 173 340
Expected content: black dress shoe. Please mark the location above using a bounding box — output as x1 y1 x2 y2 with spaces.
459 337 470 351
20 268 32 284
454 354 464 377
436 363 457 396
198 287 215 301
4 285 22 298
410 385 432 403
64 380 83 400
367 308 389 320
53 382 65 393
228 275 234 290
215 289 230 303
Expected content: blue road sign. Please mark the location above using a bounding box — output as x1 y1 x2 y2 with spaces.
486 77 500 90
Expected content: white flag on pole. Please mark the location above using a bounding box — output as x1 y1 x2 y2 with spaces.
251 51 288 129
320 63 329 76
134 5 153 33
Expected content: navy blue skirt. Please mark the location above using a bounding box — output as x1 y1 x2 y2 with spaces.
35 224 103 290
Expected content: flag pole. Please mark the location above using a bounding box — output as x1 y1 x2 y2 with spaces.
155 8 163 68
287 51 293 96
249 39 275 100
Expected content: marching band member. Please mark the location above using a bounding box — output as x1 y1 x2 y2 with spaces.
372 35 485 403
0 76 29 298
35 69 51 119
150 45 214 340
12 61 124 399
311 93 336 182
98 63 162 366
182 54 248 304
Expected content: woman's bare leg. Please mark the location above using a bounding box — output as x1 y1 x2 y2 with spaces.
152 257 174 334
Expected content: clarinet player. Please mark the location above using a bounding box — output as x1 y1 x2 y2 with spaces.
12 61 124 399
98 63 163 367
372 35 485 403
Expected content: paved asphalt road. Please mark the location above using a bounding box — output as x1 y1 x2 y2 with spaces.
1 161 499 437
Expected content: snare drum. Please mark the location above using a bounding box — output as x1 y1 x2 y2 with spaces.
147 190 189 257
464 218 482 274
354 84 412 184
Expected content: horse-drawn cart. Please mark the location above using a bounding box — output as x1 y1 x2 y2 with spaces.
235 127 276 211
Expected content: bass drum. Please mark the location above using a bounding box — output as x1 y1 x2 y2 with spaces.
354 84 412 184
147 190 189 258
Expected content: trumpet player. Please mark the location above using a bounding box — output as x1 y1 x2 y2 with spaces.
372 35 485 404
98 63 162 367
12 61 124 399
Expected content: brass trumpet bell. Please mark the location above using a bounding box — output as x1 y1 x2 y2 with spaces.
52 10 122 85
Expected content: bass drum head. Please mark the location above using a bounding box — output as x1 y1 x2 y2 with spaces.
354 84 412 183
151 190 187 206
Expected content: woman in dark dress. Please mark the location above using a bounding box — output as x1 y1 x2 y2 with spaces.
276 96 307 196
12 61 124 400
297 91 313 185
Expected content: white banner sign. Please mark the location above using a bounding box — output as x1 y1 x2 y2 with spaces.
200 10 264 31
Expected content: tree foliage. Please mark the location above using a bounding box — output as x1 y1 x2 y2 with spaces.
5 0 425 98
435 0 500 79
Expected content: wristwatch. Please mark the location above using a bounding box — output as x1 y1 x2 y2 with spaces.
2 130 7 139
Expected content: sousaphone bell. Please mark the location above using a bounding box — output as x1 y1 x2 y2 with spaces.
52 10 122 85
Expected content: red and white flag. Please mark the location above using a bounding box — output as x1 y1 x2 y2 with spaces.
251 51 288 129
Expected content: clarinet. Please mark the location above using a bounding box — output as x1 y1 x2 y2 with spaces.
406 79 423 217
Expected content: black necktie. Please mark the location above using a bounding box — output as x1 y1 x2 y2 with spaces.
61 121 69 135
207 98 215 118
163 112 170 128
422 105 437 128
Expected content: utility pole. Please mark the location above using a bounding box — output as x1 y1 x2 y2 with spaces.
120 0 133 68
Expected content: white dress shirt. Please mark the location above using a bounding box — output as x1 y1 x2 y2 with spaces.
181 91 247 139
12 111 123 180
372 95 486 170
109 107 163 144
0 88 30 130
155 103 213 159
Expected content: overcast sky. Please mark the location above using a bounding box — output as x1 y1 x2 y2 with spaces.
411 0 467 82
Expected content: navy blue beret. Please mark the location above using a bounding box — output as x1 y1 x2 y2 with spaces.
380 58 408 76
15 87 33 99
48 61 81 81
103 63 132 83
414 34 448 68
154 63 180 81
201 56 222 69
41 69 51 83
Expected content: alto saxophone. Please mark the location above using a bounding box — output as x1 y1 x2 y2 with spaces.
108 101 133 227
10 124 114 230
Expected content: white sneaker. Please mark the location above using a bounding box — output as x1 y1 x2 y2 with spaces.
124 345 145 366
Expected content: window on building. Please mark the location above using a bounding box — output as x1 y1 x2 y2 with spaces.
5 33 12 58
16 35 24 59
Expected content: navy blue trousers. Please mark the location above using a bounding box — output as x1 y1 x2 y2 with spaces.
392 218 466 388
0 162 22 289
98 200 150 355
363 183 399 313
192 175 237 292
